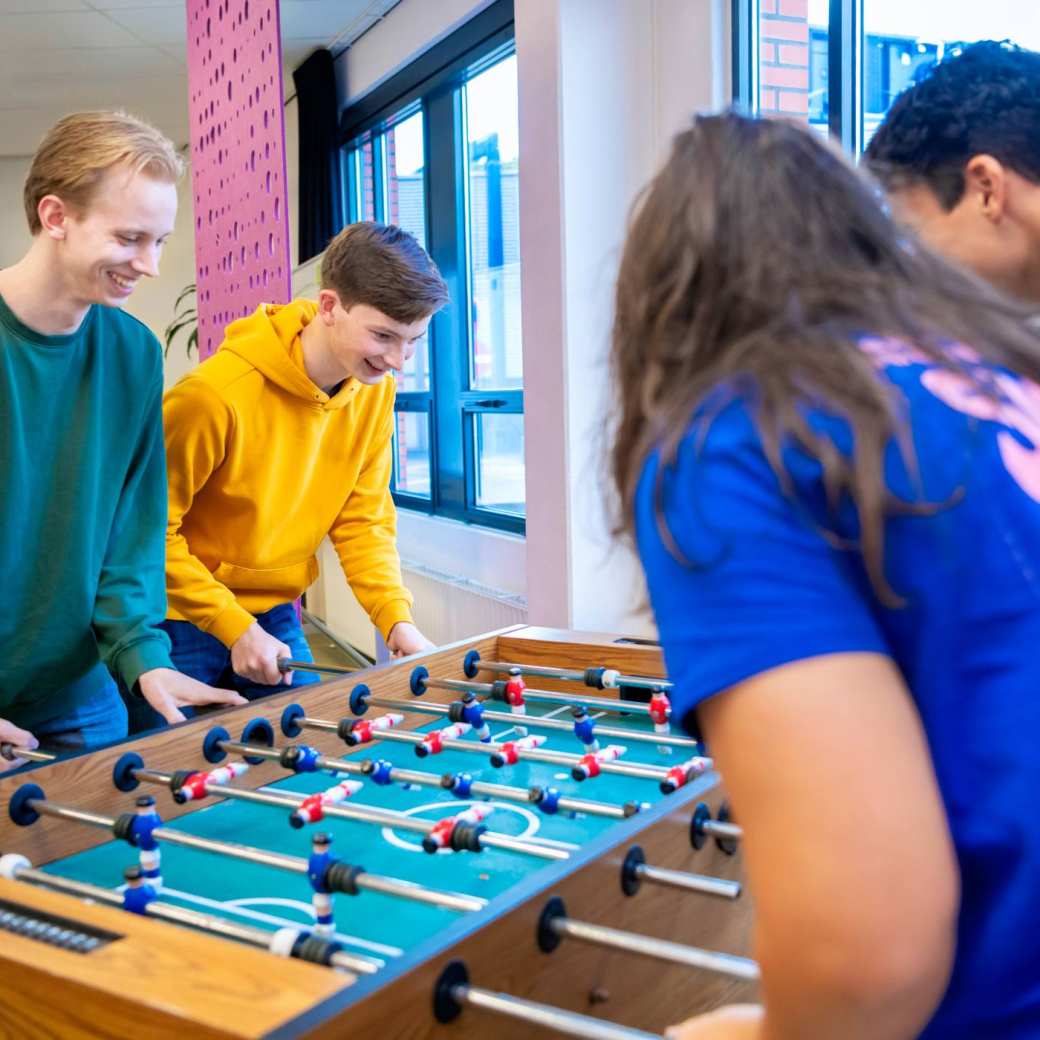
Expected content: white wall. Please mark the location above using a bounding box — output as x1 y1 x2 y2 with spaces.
0 158 32 269
135 168 199 388
518 0 728 637
334 0 496 105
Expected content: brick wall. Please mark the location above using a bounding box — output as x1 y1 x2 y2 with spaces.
759 0 810 119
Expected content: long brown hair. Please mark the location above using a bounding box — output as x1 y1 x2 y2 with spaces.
610 112 1040 600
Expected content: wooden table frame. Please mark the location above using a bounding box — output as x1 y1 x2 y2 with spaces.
0 627 755 1039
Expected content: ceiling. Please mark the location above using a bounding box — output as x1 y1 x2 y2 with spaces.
0 0 399 156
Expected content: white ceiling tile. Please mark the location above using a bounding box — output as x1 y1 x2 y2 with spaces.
0 74 187 109
87 1 183 8
0 0 404 155
100 4 186 45
0 45 182 81
0 1 88 11
0 11 140 48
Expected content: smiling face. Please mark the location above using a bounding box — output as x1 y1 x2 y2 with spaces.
43 164 178 310
318 292 431 385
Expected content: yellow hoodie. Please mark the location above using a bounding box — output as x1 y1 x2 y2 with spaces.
164 299 413 647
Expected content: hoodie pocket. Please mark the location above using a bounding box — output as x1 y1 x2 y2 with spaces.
212 557 320 598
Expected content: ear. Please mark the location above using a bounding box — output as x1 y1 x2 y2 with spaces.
962 154 1009 223
316 288 341 324
37 194 70 240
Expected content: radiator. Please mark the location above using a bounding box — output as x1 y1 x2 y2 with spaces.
308 541 527 658
402 561 528 647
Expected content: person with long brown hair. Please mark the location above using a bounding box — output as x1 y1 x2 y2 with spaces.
611 112 1040 1038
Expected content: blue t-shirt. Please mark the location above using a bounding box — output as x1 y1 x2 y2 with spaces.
636 337 1040 1038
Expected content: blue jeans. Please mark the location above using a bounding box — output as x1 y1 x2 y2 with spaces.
14 662 128 753
123 603 320 735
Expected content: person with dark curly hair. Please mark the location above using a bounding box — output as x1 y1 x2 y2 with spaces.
865 40 1040 304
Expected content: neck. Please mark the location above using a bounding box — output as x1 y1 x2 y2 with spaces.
0 239 89 335
299 315 348 392
1020 251 1040 307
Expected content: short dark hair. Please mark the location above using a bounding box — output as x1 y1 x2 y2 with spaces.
321 222 449 323
865 40 1040 210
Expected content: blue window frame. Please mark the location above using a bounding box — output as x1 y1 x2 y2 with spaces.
338 0 524 535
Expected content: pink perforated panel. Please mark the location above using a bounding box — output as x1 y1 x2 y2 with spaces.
186 0 291 359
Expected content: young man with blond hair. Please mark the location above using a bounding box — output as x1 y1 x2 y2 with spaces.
143 222 445 721
0 111 245 768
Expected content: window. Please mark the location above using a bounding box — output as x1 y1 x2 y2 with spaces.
756 0 827 132
860 2 1040 144
339 0 523 534
737 0 1040 153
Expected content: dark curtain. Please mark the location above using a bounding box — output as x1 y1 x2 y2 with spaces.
293 48 344 264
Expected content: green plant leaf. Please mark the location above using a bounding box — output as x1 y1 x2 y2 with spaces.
173 283 197 311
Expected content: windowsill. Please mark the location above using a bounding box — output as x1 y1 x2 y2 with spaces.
396 508 526 598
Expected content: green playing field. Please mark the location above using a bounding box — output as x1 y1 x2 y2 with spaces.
43 693 692 966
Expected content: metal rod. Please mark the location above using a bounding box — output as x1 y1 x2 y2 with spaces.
550 918 760 981
297 715 670 782
634 863 741 901
231 740 632 819
701 819 743 842
152 828 305 872
0 744 56 764
470 658 674 693
30 803 113 828
424 676 659 718
224 736 635 822
455 985 664 1040
280 658 354 676
344 873 485 912
219 739 369 777
358 693 696 750
9 864 379 975
31 794 488 911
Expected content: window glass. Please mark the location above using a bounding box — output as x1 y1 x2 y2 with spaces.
393 411 432 498
384 111 430 393
759 0 829 135
464 55 523 391
862 2 1040 146
358 138 376 222
473 412 524 516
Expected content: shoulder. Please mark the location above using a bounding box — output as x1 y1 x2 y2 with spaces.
94 307 163 380
170 349 258 399
639 395 782 517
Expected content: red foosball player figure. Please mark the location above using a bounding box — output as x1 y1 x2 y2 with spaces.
416 721 471 758
571 744 626 781
490 734 546 767
290 779 364 828
346 712 404 747
660 755 714 794
173 761 250 803
421 804 494 853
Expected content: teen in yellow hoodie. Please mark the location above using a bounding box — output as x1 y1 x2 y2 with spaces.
131 224 447 729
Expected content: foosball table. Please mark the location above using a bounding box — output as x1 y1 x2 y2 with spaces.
0 627 756 1039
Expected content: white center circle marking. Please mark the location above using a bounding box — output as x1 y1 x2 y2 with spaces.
380 800 541 854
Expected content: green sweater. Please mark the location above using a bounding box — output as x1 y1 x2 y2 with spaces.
0 294 172 720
